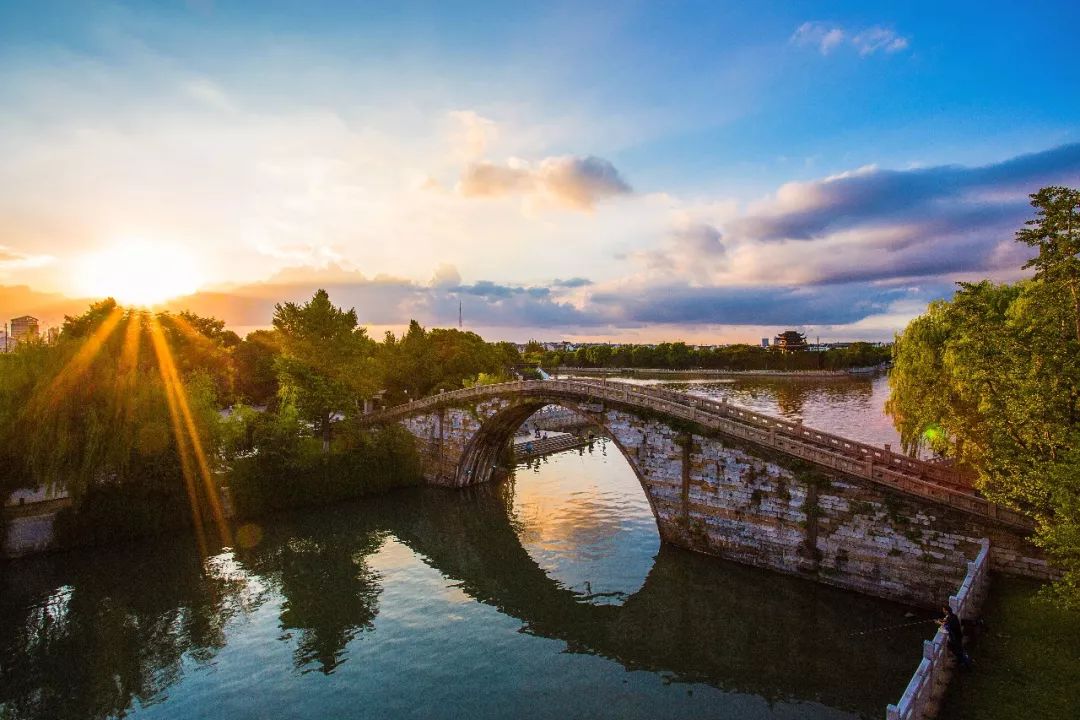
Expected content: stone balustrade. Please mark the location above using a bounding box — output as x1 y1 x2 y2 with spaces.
886 538 991 720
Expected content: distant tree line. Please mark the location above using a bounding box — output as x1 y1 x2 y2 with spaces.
530 341 890 372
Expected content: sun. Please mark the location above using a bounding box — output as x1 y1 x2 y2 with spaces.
76 241 203 306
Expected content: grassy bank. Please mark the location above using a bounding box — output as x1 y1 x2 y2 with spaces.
939 574 1080 719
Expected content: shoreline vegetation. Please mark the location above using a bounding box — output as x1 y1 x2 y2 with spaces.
532 341 891 374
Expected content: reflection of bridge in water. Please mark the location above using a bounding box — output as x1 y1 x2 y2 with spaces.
0 481 931 720
378 484 925 716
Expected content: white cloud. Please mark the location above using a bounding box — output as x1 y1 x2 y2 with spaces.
852 27 909 56
791 21 909 56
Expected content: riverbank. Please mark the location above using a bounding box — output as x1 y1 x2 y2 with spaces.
553 366 875 378
938 575 1080 720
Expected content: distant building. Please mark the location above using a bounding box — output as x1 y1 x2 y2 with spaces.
760 337 769 348
10 315 39 343
773 330 808 353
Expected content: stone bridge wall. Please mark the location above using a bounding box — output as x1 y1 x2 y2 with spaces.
395 395 1049 607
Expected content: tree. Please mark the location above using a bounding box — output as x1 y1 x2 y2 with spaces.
234 329 282 406
887 187 1080 605
1016 186 1080 343
272 289 378 452
376 320 513 403
0 300 227 544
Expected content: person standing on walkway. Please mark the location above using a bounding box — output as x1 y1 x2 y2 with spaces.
940 603 973 669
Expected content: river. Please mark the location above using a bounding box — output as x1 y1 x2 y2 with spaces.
564 371 902 449
0 374 933 720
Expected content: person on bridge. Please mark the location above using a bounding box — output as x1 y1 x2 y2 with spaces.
940 603 973 670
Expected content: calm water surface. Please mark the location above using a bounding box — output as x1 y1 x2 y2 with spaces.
0 376 934 720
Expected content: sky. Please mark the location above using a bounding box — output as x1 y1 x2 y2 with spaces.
1 0 1078 343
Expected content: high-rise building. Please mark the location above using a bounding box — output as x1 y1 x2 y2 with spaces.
10 315 39 343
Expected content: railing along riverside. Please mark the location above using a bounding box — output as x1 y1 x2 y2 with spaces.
362 380 1032 530
886 539 991 720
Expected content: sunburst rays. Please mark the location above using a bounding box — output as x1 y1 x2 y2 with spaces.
34 304 232 557
38 306 125 410
148 313 232 548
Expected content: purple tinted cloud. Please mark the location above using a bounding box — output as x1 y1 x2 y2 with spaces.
734 143 1080 242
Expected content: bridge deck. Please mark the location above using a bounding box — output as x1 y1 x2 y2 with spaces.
363 379 1033 531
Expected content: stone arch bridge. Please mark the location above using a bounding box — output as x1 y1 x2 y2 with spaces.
362 379 1049 606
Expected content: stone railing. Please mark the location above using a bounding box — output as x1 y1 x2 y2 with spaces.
637 383 969 489
558 366 852 377
886 538 991 720
363 380 1032 530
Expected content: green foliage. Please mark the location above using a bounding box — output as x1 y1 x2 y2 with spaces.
225 414 423 518
234 329 281 406
0 302 227 501
888 186 1080 605
273 289 379 449
463 372 506 388
377 320 513 403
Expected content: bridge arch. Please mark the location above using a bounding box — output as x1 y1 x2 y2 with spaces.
452 397 665 527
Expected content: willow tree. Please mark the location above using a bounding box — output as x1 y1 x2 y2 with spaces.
272 289 379 452
888 187 1080 605
0 298 229 544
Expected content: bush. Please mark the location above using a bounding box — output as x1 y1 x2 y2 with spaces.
227 424 423 519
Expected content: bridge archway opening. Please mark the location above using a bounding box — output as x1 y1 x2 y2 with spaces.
455 399 663 604
455 399 660 522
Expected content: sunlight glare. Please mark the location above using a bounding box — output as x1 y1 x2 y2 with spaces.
78 241 202 306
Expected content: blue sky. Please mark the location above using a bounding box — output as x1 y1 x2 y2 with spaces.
1 1 1078 341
